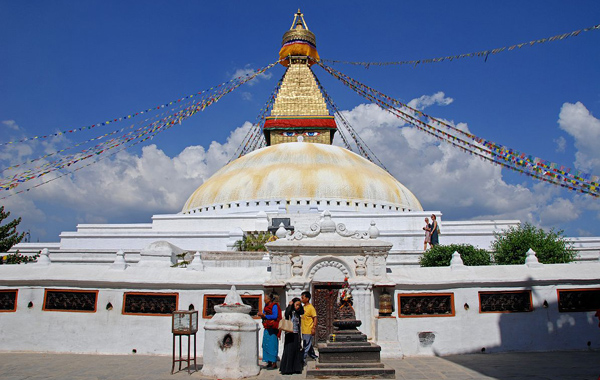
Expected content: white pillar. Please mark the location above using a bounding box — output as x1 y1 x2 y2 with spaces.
351 281 373 339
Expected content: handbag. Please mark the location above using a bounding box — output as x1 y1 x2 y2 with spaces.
278 318 294 333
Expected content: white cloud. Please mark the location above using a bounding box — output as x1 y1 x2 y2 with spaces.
554 136 566 153
2 121 253 239
539 198 580 226
407 91 453 110
558 102 600 173
2 120 20 131
230 65 273 87
335 100 577 230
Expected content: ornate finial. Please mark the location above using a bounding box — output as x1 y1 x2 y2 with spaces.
280 10 319 66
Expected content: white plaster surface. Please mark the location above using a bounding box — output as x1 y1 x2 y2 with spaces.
201 287 260 379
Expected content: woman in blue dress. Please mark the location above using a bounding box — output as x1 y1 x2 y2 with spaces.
257 293 281 370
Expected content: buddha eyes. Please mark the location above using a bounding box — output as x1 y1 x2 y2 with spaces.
282 131 321 137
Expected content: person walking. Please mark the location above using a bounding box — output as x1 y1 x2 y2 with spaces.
300 291 318 364
257 293 281 370
279 298 304 375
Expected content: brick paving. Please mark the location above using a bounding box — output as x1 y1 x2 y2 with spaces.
0 351 598 380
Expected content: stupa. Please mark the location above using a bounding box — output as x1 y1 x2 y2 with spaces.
1 10 598 361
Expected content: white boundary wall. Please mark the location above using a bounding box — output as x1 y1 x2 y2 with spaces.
1 259 598 357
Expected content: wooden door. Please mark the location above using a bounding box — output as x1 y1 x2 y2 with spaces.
313 283 342 343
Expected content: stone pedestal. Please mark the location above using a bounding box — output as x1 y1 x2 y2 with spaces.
306 302 395 378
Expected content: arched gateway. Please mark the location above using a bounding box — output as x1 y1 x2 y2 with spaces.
265 212 392 341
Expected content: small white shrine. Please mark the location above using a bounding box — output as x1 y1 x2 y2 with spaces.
201 286 260 379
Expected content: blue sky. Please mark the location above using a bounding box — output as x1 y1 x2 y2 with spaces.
1 1 599 242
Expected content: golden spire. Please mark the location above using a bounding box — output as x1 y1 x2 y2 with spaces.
264 11 335 146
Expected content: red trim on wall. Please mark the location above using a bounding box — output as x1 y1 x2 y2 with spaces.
264 118 337 130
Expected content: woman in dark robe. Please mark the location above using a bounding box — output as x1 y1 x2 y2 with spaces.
429 214 439 246
279 297 304 375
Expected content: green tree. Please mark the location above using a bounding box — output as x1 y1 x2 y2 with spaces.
233 232 274 252
491 223 576 265
0 206 25 253
420 244 491 267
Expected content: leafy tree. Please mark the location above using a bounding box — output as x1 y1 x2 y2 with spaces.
491 223 576 265
420 244 491 267
233 232 275 252
0 206 26 253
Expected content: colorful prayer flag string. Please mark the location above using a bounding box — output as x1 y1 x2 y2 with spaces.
1 60 282 196
316 60 599 197
321 23 600 68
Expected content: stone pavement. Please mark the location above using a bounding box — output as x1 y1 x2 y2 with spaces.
0 351 598 380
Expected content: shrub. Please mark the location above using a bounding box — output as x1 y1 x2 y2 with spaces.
491 223 576 265
0 251 39 265
419 244 491 267
233 232 274 252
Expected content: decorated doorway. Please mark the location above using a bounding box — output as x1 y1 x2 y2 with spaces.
313 282 343 343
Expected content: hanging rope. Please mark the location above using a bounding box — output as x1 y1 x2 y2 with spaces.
316 60 600 197
311 69 388 171
230 68 286 161
321 23 600 68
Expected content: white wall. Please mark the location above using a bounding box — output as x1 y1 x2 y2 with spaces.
1 259 598 357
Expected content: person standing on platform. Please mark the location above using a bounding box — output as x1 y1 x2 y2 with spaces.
257 293 281 370
430 214 440 246
301 291 318 364
423 217 432 250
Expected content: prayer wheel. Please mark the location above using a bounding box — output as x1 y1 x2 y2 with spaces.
379 290 393 316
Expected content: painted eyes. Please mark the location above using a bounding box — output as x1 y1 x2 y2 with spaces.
282 131 321 137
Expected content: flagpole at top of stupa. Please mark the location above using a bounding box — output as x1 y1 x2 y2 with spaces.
279 9 320 67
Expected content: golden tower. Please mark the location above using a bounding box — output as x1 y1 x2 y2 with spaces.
263 10 337 146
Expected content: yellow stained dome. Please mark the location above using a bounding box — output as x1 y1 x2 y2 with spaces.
182 142 422 214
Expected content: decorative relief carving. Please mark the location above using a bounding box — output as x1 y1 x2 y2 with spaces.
281 212 378 240
314 286 341 343
291 256 303 276
398 294 454 317
0 290 17 312
123 293 177 315
354 256 366 276
479 291 533 313
308 260 350 279
44 290 97 312
269 253 291 280
557 288 600 312
336 223 370 239
286 223 320 240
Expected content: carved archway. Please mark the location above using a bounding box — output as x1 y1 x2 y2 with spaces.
307 257 350 282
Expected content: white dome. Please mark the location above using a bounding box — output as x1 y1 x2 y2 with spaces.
182 142 422 214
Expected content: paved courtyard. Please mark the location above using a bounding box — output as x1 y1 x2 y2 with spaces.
0 350 598 380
